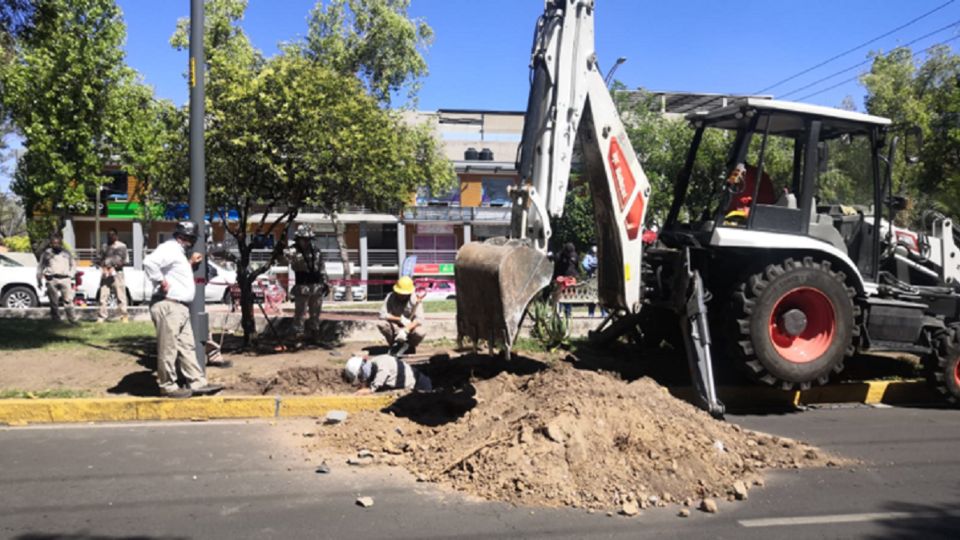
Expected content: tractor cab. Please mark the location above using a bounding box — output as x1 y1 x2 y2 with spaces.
663 98 891 283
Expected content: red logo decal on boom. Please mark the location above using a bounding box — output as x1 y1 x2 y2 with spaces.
607 137 644 240
608 137 633 210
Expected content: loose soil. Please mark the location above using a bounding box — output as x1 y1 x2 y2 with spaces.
310 359 847 512
0 333 445 397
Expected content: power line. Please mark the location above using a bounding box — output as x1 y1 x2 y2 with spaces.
756 0 956 93
778 18 960 99
793 34 960 102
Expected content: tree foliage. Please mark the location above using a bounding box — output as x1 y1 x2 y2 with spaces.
167 0 452 343
862 45 960 219
0 191 25 238
306 0 432 106
1 0 127 247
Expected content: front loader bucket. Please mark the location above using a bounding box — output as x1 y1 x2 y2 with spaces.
455 238 553 352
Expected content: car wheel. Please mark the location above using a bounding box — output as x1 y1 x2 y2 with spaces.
2 286 39 309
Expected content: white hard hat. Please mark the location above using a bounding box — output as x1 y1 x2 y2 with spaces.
344 356 364 383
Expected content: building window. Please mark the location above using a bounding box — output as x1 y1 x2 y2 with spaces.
481 178 513 207
417 186 460 206
413 234 456 251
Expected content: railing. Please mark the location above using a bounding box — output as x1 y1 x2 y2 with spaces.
407 249 457 264
367 249 399 266
73 246 400 268
403 206 512 223
73 248 135 265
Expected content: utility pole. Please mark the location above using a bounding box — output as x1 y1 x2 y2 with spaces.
189 0 208 370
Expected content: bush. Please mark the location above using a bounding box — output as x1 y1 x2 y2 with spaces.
2 235 31 252
529 299 569 352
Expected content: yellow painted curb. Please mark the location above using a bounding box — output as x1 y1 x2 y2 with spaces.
0 394 396 426
0 380 939 426
670 380 938 409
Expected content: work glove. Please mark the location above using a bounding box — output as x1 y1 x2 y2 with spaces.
399 316 411 327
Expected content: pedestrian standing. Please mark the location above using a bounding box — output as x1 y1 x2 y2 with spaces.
282 224 328 337
96 228 129 323
554 242 579 319
581 245 605 317
142 221 223 398
37 232 78 324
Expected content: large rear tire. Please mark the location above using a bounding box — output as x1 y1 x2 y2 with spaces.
731 257 857 390
925 327 960 405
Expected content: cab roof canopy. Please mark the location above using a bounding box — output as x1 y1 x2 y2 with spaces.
687 98 891 140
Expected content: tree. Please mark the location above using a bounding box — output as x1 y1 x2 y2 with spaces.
107 69 184 235
168 0 453 343
305 0 443 280
861 45 960 220
0 191 25 238
1 0 127 250
306 0 432 107
550 182 595 253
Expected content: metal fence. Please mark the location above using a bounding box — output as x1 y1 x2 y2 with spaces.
403 206 511 223
407 249 457 264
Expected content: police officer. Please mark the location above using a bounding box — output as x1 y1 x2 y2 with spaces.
96 228 129 323
284 224 328 337
37 232 78 324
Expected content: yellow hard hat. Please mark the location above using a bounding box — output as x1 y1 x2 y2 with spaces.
393 276 415 295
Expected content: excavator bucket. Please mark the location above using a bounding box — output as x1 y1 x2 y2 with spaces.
455 238 553 352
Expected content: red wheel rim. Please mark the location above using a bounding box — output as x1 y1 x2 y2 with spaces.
768 287 836 364
954 357 960 388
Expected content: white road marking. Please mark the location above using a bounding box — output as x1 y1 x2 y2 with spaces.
740 510 960 527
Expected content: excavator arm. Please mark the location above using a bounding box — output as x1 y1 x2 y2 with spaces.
456 0 649 349
455 0 724 418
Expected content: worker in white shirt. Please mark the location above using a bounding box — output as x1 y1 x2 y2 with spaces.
142 221 223 399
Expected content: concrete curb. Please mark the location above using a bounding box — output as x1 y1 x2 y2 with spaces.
0 380 942 426
0 394 396 426
671 379 940 410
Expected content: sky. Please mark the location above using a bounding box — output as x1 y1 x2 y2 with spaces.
3 0 960 191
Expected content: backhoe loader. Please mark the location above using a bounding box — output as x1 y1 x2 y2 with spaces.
455 0 960 415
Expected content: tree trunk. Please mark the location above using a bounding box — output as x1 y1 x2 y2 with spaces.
332 213 351 281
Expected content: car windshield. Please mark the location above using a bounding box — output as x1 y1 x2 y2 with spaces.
0 254 23 267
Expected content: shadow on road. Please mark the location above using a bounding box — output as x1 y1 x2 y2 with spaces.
869 498 960 540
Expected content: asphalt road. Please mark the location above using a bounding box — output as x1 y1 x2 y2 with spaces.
1 406 959 540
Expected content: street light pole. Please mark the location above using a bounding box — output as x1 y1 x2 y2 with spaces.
189 0 208 370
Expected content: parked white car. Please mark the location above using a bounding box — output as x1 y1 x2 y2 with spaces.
0 253 50 308
77 260 237 306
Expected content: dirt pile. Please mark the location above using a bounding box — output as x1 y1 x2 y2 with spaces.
314 362 844 510
234 366 352 395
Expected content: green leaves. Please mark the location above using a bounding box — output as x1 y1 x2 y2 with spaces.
862 45 960 220
306 0 431 107
1 0 127 222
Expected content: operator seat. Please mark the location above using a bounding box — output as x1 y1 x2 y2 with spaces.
774 192 847 253
807 198 848 254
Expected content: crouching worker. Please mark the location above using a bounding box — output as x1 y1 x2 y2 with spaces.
377 276 426 355
343 352 432 394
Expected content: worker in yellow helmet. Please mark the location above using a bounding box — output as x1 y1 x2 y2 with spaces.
377 276 426 355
